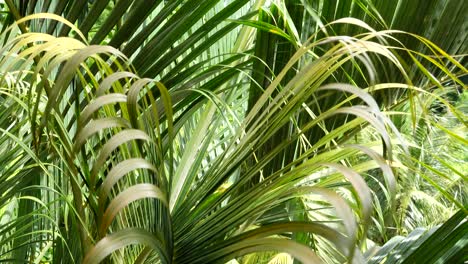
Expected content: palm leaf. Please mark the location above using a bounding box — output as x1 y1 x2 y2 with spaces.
0 1 466 263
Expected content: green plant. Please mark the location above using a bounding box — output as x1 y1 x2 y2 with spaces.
0 1 466 263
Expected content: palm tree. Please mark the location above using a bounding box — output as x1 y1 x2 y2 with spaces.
0 0 466 263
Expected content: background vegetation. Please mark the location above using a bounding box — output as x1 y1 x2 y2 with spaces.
0 0 466 263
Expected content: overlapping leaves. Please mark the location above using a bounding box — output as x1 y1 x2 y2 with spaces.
0 0 466 263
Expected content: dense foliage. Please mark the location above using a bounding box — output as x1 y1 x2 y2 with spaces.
0 0 466 263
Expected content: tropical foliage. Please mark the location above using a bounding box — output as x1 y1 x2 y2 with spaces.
0 0 466 263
